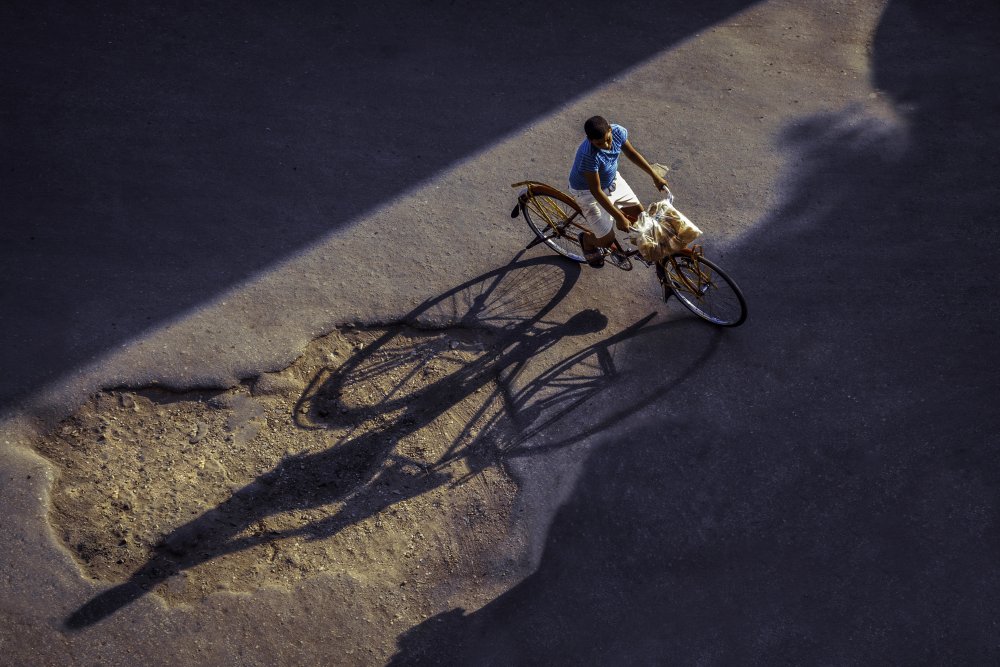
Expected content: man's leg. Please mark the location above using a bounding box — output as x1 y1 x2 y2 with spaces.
569 188 616 258
611 175 643 225
579 228 616 254
618 204 643 224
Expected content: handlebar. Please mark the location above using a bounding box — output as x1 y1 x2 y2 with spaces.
658 184 674 205
652 163 673 204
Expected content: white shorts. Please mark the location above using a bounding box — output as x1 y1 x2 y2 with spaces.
569 174 640 238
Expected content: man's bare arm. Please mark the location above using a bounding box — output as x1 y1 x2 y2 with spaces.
584 171 631 231
623 139 669 191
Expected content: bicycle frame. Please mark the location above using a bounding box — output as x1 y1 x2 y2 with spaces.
661 246 711 296
515 179 663 269
512 179 747 326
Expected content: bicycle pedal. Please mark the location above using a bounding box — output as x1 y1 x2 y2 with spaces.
606 251 632 271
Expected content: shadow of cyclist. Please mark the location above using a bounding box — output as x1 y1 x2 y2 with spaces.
65 253 717 631
389 1 1000 663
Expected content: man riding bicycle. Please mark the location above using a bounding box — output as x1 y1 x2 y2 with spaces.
568 116 670 267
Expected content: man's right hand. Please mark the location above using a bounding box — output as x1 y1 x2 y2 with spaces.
614 211 631 232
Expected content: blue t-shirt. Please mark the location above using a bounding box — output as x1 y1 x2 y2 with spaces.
568 124 628 190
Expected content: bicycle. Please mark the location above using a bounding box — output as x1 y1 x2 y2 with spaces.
510 180 748 327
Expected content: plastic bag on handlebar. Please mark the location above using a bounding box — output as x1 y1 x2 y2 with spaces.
626 198 702 262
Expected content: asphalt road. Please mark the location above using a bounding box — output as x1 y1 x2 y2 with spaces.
3 0 999 664
0 0 753 413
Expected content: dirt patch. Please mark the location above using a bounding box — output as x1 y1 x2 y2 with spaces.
34 323 528 607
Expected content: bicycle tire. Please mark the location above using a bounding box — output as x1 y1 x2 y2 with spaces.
520 192 586 262
661 253 747 327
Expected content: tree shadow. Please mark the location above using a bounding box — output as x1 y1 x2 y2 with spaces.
388 0 1000 663
64 254 721 631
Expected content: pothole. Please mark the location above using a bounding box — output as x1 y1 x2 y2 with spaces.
33 323 524 605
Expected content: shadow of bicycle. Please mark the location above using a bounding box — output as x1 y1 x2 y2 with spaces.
64 254 720 631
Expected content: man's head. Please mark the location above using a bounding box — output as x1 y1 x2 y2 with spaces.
584 116 613 150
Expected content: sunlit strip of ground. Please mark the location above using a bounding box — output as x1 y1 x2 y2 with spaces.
1 1 897 663
5 2 898 426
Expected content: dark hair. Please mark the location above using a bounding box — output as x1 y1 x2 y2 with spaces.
584 116 611 140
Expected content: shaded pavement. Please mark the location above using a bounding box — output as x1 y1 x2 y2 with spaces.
390 0 1000 662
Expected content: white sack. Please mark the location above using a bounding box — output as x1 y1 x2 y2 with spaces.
626 198 702 262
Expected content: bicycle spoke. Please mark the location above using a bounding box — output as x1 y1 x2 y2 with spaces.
528 197 565 234
521 192 585 262
664 254 747 326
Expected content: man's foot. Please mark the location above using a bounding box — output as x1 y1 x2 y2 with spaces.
606 248 633 271
583 248 605 268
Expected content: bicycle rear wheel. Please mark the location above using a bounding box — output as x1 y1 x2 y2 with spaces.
521 193 586 262
661 253 747 327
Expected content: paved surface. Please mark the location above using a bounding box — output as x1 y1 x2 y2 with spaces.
3 0 1000 664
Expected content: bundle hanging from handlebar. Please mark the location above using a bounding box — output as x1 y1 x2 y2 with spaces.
626 197 702 262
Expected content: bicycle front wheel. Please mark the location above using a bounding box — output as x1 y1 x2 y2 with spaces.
521 193 586 262
661 253 747 327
